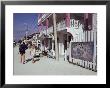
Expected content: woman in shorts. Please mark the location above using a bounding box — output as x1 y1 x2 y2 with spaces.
19 42 27 64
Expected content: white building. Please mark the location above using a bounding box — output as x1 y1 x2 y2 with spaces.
38 13 97 71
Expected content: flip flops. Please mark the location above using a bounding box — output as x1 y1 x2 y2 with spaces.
23 61 26 64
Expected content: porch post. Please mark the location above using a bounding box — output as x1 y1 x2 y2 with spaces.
66 13 70 28
92 13 97 71
46 18 49 35
53 13 59 61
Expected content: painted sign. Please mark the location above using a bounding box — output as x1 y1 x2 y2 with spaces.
70 19 80 29
71 42 94 62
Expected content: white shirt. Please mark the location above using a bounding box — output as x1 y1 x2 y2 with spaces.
31 48 36 57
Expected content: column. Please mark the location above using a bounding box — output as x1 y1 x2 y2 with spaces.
62 43 64 55
58 43 61 55
46 18 49 29
52 34 54 51
91 13 97 71
93 14 97 64
46 18 49 35
66 13 70 27
53 13 59 60
52 41 54 50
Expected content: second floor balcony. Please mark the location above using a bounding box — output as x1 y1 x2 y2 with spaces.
40 18 83 34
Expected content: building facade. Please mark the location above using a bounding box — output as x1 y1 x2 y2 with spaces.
37 13 97 71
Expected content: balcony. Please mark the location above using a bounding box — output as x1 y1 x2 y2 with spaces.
43 30 47 35
46 20 66 34
39 28 46 38
47 26 53 34
39 19 81 35
70 19 81 29
56 20 66 31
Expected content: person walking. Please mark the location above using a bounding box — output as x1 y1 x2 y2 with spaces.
19 42 28 64
25 43 32 63
30 44 36 63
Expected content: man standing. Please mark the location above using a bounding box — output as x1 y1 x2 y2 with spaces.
19 42 28 64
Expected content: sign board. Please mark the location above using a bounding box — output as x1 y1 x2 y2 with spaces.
71 42 94 62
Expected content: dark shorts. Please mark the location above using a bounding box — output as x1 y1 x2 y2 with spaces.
20 51 25 55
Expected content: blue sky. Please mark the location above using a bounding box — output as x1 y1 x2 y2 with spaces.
13 13 38 42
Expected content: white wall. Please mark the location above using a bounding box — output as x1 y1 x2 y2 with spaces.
68 14 97 69
57 33 64 56
68 23 84 42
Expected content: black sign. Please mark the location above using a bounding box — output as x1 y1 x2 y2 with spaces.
71 42 94 62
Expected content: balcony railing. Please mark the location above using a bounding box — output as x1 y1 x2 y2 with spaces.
47 26 53 34
70 19 80 29
39 19 81 35
56 20 66 31
39 28 47 37
46 20 66 34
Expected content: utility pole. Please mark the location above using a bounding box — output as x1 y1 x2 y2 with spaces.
53 13 59 61
24 23 28 41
